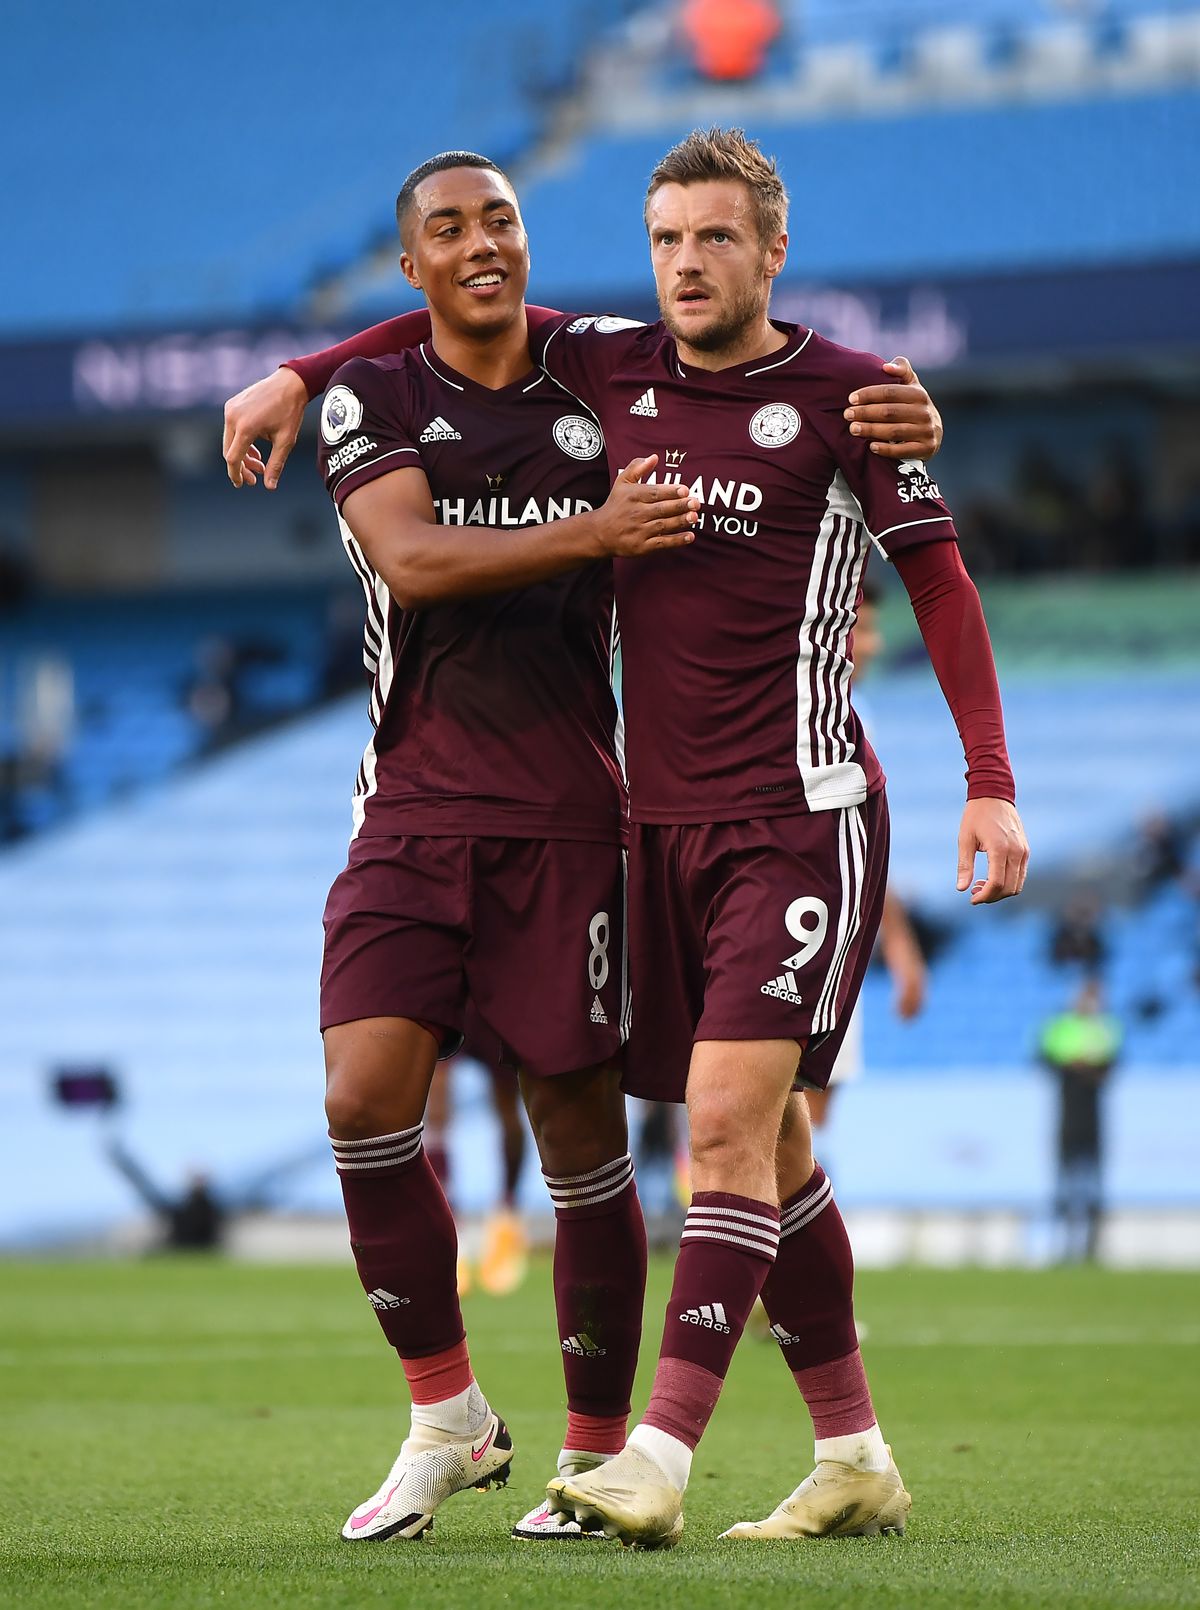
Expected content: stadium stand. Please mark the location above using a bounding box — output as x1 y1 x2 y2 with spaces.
2 1 1198 1256
389 92 1197 309
0 589 338 839
616 0 1200 111
4 676 1191 1230
0 0 629 333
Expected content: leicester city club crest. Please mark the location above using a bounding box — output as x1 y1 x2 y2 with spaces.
553 415 604 461
749 403 801 449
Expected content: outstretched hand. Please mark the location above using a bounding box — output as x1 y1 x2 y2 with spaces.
957 798 1029 905
844 356 943 461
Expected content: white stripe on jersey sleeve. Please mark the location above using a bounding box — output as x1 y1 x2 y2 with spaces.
338 513 395 843
793 476 871 811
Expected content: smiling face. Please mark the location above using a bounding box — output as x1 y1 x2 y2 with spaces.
647 178 787 358
400 165 530 338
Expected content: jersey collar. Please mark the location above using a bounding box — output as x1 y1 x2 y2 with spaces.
670 320 814 384
418 341 545 400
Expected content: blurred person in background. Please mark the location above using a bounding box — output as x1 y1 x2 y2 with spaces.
105 1139 225 1253
1131 810 1185 898
1038 980 1122 1263
680 0 781 81
807 578 926 1137
1049 891 1107 977
0 530 33 610
430 1011 532 1298
0 652 75 841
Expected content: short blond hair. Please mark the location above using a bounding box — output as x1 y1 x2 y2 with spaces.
644 127 789 246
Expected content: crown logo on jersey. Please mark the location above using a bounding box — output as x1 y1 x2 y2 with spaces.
664 449 687 469
485 472 506 490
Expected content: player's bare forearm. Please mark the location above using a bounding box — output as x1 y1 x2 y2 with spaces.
843 356 943 460
343 456 696 608
345 491 609 606
879 888 926 1018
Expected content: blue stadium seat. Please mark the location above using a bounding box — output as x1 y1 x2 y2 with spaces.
0 0 624 333
0 588 340 838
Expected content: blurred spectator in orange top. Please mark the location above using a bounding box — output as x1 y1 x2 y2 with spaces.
680 0 781 81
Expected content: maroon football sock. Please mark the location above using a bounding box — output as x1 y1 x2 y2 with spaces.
423 1134 451 1197
543 1153 646 1452
640 1191 780 1450
760 1165 877 1436
331 1123 465 1361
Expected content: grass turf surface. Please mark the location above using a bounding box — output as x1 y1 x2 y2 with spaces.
1 1258 1197 1609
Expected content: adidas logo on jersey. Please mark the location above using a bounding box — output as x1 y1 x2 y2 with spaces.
761 970 804 1005
629 388 658 417
590 994 609 1025
679 1302 731 1334
769 1322 802 1346
561 1331 607 1357
367 1288 410 1310
419 416 462 442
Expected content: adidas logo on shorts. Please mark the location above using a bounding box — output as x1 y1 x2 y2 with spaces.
769 1322 802 1346
590 994 608 1025
629 387 658 417
419 416 462 442
761 969 804 1005
679 1302 731 1334
561 1331 607 1357
367 1288 410 1310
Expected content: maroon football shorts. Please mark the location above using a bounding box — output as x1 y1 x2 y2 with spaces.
623 791 889 1103
321 834 627 1078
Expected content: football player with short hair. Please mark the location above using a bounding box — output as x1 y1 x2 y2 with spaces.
223 137 958 1547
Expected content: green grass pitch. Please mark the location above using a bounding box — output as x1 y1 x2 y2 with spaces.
2 1257 1197 1609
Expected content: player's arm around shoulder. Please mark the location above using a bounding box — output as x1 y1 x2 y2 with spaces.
223 311 435 490
841 354 942 462
534 313 649 408
224 364 309 489
799 345 955 557
341 454 700 610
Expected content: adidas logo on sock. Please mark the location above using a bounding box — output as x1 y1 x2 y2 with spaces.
679 1302 731 1334
629 387 658 417
419 416 462 442
367 1288 410 1310
769 1322 802 1346
590 994 608 1025
760 969 804 1005
561 1331 607 1357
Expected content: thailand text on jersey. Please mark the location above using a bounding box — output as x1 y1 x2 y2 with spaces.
318 347 624 842
534 316 958 825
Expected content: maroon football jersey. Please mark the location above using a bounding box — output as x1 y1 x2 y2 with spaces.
534 317 958 824
318 348 623 842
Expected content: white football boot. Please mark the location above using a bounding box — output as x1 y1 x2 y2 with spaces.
545 1442 684 1549
719 1446 910 1540
341 1409 513 1541
511 1452 616 1541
